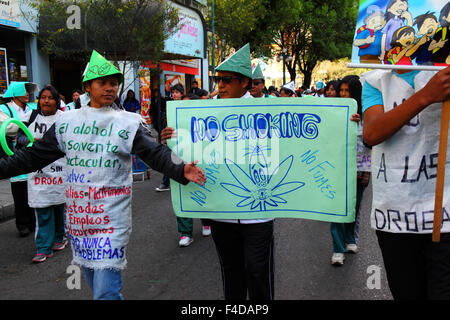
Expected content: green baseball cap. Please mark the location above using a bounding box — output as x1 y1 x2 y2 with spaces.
2 82 38 98
252 63 265 80
82 50 124 88
216 43 252 79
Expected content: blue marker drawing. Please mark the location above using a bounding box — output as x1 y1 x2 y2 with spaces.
220 145 305 211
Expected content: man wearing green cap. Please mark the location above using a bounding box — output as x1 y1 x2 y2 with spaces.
0 50 206 300
210 44 275 300
0 81 38 237
249 63 273 98
213 43 253 100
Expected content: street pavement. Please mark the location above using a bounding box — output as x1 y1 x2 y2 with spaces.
0 171 392 300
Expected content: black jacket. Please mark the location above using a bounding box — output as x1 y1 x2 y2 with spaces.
0 122 189 185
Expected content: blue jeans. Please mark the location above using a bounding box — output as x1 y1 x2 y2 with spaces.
161 175 170 186
82 267 124 300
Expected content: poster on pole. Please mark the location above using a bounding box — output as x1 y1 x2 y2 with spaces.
349 0 449 70
138 67 152 125
166 97 357 223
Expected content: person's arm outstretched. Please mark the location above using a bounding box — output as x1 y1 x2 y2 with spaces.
131 124 206 186
0 124 65 179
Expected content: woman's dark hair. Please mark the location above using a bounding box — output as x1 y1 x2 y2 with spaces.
268 85 277 93
440 2 450 27
197 89 209 97
170 83 185 95
72 89 82 95
384 0 409 23
280 88 294 96
184 93 201 100
271 90 281 97
37 85 61 113
340 75 362 116
324 80 341 97
390 26 415 48
124 89 138 102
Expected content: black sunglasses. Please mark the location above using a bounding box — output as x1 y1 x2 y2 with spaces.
252 80 263 86
213 76 242 84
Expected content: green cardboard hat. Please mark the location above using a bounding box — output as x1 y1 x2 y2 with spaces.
82 50 124 88
252 63 265 80
2 82 38 98
216 43 252 79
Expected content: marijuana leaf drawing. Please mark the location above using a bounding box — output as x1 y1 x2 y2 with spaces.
220 146 305 211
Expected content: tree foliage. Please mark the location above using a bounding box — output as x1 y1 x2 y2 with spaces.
272 0 359 87
206 0 273 59
27 0 179 61
208 0 360 88
24 0 180 95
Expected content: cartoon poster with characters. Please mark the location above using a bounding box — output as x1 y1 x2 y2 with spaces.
350 0 449 69
167 98 357 223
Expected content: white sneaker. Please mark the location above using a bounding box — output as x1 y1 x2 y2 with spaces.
179 236 193 247
202 226 211 236
331 253 345 266
155 184 170 192
346 244 358 253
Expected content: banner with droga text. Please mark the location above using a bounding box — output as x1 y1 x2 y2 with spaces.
167 97 357 223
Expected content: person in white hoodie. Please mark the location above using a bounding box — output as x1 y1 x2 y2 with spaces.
16 85 68 263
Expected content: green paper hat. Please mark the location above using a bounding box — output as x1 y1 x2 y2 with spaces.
252 63 265 80
216 43 252 79
3 82 38 98
82 50 124 88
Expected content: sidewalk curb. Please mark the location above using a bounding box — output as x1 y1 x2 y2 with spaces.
0 203 15 223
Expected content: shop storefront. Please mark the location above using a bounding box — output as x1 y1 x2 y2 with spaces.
0 0 50 97
136 0 207 129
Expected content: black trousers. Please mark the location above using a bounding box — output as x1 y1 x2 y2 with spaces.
376 231 450 299
11 181 35 232
210 220 274 300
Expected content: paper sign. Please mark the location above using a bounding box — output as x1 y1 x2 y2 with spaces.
349 0 449 70
167 97 357 223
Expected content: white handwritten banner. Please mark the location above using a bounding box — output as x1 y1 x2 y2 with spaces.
167 97 358 223
55 107 142 270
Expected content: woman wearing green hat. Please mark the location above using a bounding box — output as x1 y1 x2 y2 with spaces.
0 81 38 237
0 50 206 300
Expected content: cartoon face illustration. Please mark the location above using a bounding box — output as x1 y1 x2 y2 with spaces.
388 0 408 17
398 29 415 46
366 14 386 31
418 17 439 37
444 10 450 24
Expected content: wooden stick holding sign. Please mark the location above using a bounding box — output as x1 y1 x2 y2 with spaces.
433 100 450 243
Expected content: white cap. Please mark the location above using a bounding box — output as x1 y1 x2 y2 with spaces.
282 81 295 93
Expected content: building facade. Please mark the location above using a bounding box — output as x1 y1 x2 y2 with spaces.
0 0 50 97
